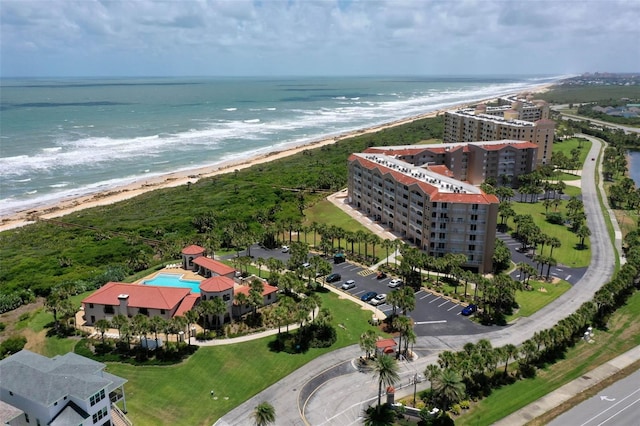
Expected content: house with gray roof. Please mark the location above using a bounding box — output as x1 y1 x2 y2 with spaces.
0 350 127 426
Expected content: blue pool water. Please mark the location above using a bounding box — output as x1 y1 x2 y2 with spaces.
143 273 202 293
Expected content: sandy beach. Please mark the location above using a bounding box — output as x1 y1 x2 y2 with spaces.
0 85 553 233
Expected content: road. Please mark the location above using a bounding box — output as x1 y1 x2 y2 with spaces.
217 135 618 426
548 368 640 426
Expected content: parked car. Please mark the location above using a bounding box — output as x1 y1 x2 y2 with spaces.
281 245 290 253
376 271 387 279
360 291 377 302
341 279 356 290
302 262 310 268
369 294 387 306
461 304 478 316
326 273 341 283
388 279 403 288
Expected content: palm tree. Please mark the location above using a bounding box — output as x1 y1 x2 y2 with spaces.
363 403 396 426
252 401 276 426
184 309 199 345
502 343 518 375
110 314 128 340
432 368 466 410
373 355 400 408
94 319 111 344
359 330 377 359
149 316 167 349
393 315 412 359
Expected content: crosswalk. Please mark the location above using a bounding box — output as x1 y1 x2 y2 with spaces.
358 269 376 277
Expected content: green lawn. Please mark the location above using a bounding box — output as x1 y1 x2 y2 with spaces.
458 288 640 425
552 138 592 165
509 201 591 268
103 290 381 426
507 279 572 320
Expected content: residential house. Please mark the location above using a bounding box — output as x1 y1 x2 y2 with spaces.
0 350 127 426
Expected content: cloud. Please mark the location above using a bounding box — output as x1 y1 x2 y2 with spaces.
1 0 638 77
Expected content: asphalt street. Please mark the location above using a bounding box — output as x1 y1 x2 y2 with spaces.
548 368 640 426
217 135 619 426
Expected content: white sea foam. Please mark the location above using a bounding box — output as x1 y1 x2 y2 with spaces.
49 183 69 188
0 76 564 217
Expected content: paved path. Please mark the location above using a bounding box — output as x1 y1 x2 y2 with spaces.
217 135 620 425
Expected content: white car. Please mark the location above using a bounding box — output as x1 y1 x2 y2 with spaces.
341 280 356 290
388 279 403 288
281 245 290 253
369 294 387 306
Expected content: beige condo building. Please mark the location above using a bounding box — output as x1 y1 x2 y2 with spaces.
444 99 555 165
348 152 499 273
363 139 538 187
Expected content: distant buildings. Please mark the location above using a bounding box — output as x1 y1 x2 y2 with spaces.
444 96 555 165
0 350 127 426
362 139 538 186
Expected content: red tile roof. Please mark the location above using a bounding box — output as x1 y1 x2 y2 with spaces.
82 282 191 310
233 282 278 299
182 245 205 255
193 257 236 276
375 338 397 349
428 164 454 177
200 276 235 293
174 293 200 317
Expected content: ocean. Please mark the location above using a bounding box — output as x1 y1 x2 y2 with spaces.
0 75 563 217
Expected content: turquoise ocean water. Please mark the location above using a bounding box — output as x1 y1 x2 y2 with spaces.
0 75 563 217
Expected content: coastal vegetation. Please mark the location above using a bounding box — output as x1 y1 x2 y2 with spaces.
0 117 444 310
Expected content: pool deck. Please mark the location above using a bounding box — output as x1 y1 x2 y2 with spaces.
134 266 203 284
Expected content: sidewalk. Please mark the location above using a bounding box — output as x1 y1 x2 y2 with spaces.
493 344 640 426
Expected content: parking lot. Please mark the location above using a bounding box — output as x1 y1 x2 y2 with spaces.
238 245 488 337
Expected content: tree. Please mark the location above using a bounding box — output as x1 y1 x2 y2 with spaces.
111 314 128 340
184 309 199 345
252 401 276 426
149 316 167 349
431 368 466 410
577 224 591 248
373 355 400 408
363 403 397 426
95 319 111 344
359 330 377 359
249 279 265 317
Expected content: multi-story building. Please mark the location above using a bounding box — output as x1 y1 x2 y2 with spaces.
444 100 554 165
363 139 538 186
348 152 499 273
0 350 127 426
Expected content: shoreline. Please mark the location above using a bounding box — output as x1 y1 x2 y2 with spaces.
0 85 553 233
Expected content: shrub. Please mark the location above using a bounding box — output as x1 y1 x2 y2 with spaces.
0 322 5 332
459 400 470 409
546 212 564 224
450 404 461 416
0 335 27 359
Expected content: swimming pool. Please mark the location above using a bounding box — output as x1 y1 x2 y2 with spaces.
143 273 203 293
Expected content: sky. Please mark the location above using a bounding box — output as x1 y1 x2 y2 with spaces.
1 0 639 77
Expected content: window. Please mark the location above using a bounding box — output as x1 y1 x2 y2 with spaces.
468 245 476 251
223 294 231 301
469 235 476 241
470 224 477 231
89 303 94 309
104 305 114 314
139 308 149 316
90 389 106 407
92 407 108 424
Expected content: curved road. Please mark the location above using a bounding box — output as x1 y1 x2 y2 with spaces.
217 136 618 426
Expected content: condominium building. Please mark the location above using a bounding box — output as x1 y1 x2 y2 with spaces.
364 140 538 186
348 152 499 273
444 101 554 165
